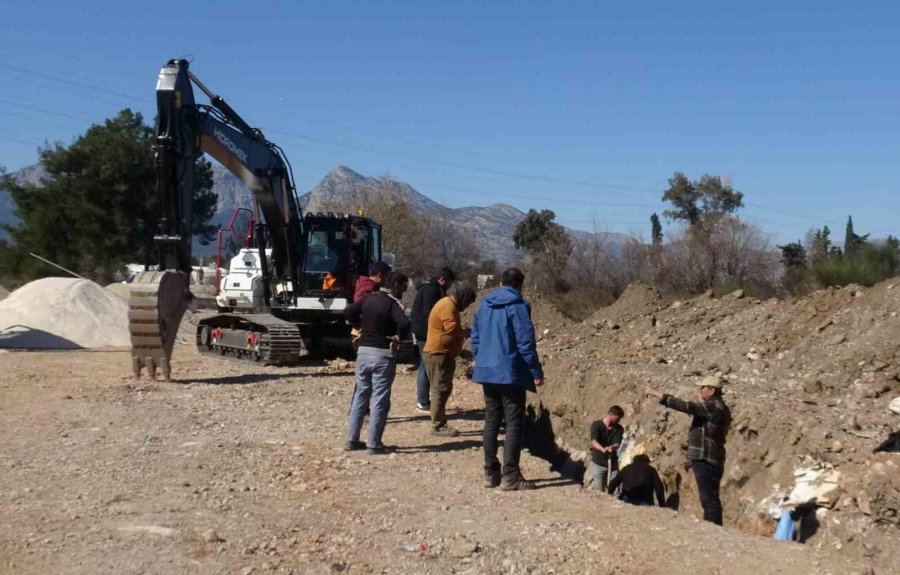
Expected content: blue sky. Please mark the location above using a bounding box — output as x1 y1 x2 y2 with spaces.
1 1 898 242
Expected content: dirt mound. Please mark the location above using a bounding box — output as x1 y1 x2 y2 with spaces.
0 277 130 349
529 279 900 571
586 282 663 328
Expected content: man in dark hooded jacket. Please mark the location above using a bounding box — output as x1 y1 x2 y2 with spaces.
471 267 544 491
410 267 455 412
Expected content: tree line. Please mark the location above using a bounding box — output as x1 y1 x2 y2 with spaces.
514 172 898 318
0 109 216 284
2 109 897 305
0 108 488 287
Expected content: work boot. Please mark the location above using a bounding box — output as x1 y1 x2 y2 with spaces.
431 426 460 438
484 470 501 488
343 440 365 452
500 473 537 491
366 444 396 455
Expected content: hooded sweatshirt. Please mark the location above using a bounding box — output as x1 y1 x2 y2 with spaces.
471 285 543 391
353 275 378 303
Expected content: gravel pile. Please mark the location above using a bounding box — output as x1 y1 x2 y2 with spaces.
0 277 130 349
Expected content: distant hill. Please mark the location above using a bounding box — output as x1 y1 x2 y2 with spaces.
3 163 628 264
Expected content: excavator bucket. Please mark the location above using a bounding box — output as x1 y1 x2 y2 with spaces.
128 270 191 380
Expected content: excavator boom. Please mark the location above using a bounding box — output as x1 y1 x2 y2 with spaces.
130 59 305 379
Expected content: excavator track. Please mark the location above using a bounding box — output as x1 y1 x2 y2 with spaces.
128 270 191 381
195 313 306 365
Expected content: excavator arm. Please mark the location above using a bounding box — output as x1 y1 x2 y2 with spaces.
130 58 304 379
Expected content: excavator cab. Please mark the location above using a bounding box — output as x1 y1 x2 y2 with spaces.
300 212 381 301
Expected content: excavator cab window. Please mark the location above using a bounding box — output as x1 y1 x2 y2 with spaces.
302 219 350 295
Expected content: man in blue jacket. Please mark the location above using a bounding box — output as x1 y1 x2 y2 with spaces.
471 267 544 490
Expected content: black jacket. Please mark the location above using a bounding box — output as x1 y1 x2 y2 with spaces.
344 290 411 351
410 279 445 340
608 460 666 506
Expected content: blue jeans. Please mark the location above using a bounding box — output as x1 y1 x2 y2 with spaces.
415 340 430 407
591 461 618 491
347 353 397 448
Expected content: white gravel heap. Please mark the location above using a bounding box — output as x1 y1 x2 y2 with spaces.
0 277 131 349
0 284 8 302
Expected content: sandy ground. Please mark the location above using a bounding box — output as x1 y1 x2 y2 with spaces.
0 347 865 574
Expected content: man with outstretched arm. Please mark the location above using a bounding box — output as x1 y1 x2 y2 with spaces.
645 375 731 525
472 267 544 491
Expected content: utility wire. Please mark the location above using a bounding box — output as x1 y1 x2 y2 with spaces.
0 65 881 232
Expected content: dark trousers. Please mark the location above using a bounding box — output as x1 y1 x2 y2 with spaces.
692 459 724 526
482 383 526 478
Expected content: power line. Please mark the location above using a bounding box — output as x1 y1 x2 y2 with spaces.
0 63 148 104
0 64 886 233
0 98 99 125
0 132 42 147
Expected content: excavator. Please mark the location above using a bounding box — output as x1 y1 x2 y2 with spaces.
129 59 384 379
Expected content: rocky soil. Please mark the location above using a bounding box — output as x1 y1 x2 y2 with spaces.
528 280 900 574
0 347 869 574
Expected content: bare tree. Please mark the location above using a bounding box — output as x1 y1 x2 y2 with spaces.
657 217 778 296
321 174 481 279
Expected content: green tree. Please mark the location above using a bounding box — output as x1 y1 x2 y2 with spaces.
662 172 743 227
843 215 869 257
514 209 563 251
814 241 899 287
810 226 832 264
0 109 216 282
650 212 663 247
513 209 572 291
777 240 814 295
778 241 807 268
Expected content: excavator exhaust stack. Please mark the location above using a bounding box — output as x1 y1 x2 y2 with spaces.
128 270 191 380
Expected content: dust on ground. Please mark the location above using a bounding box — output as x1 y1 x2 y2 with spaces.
0 348 864 575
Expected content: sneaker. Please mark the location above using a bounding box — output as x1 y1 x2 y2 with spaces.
484 470 501 489
500 474 537 491
415 403 431 414
343 440 366 452
366 444 395 455
431 426 460 438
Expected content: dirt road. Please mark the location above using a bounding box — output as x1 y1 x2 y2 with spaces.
0 347 861 574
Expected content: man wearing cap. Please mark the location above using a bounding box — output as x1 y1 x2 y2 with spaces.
645 376 731 525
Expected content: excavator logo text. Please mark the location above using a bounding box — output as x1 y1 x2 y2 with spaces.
214 127 248 164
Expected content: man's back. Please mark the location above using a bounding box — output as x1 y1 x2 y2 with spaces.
410 279 443 340
423 296 464 358
471 285 542 389
344 291 410 351
609 457 665 506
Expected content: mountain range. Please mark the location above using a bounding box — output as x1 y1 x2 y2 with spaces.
2 164 627 265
